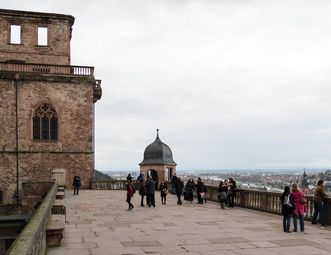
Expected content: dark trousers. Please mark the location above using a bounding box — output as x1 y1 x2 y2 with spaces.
146 194 155 207
283 214 291 232
126 196 133 210
228 193 235 207
293 212 304 232
312 201 325 225
73 185 79 195
161 195 166 204
177 193 182 205
140 194 145 206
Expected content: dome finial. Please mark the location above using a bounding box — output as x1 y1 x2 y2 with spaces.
156 128 159 138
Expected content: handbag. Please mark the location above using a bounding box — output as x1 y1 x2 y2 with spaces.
164 189 168 195
200 192 205 198
300 197 307 204
283 195 293 208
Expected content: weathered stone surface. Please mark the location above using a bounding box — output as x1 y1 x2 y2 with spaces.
48 190 331 255
0 9 99 204
0 9 73 65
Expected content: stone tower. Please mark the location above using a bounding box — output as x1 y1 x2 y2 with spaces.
0 9 102 204
139 130 177 188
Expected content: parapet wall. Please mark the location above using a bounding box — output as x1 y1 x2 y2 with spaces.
7 182 57 255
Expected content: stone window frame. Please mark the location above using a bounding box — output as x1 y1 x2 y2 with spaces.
32 103 58 142
8 23 22 45
36 25 49 47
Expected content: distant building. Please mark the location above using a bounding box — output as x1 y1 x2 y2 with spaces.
0 9 102 204
139 129 176 188
301 170 309 195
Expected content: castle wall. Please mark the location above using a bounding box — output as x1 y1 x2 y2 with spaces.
0 76 95 204
0 9 100 205
0 9 73 65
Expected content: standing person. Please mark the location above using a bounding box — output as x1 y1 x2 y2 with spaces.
126 173 133 182
139 180 146 207
202 183 207 203
227 177 236 207
126 180 134 211
137 172 145 182
312 180 328 228
145 177 156 207
184 179 195 203
176 178 184 205
72 175 81 195
196 178 204 204
171 174 178 194
280 186 294 233
218 181 228 209
291 183 306 232
159 181 168 205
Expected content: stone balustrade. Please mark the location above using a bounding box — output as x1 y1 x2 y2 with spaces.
0 62 94 76
91 179 330 225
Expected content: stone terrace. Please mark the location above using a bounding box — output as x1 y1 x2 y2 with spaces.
48 190 331 255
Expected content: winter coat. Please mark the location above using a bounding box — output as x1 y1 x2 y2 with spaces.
291 190 306 216
139 182 146 196
280 192 294 216
72 176 81 187
126 183 134 198
196 181 204 193
145 179 155 195
159 183 168 197
176 180 184 195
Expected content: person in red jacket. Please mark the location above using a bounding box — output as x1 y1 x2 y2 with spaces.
291 183 306 232
126 180 134 211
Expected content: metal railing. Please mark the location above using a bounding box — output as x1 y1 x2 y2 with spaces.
0 62 94 76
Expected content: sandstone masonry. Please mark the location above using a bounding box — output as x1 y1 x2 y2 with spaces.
0 9 102 204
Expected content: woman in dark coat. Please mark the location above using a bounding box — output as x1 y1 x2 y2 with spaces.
218 181 228 209
126 181 134 211
159 181 168 205
176 178 184 205
280 186 294 232
196 178 204 204
184 179 195 203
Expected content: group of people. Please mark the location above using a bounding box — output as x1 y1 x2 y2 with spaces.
217 177 237 209
172 175 209 205
126 173 162 210
281 180 328 233
125 173 238 209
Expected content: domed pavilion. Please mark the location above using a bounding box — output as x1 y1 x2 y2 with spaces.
139 129 177 187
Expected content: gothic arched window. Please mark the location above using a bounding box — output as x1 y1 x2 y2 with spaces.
32 104 58 141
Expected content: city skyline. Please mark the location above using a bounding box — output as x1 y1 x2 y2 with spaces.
3 1 331 171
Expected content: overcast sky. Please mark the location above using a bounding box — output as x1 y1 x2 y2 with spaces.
4 1 331 171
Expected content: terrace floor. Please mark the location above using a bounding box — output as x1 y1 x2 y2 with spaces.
47 190 331 255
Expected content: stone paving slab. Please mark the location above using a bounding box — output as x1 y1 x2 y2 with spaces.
47 190 330 255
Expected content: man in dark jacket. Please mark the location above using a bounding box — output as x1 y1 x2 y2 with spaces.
72 175 81 195
171 174 178 194
145 177 156 207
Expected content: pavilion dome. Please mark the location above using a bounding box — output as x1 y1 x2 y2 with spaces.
139 130 177 166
